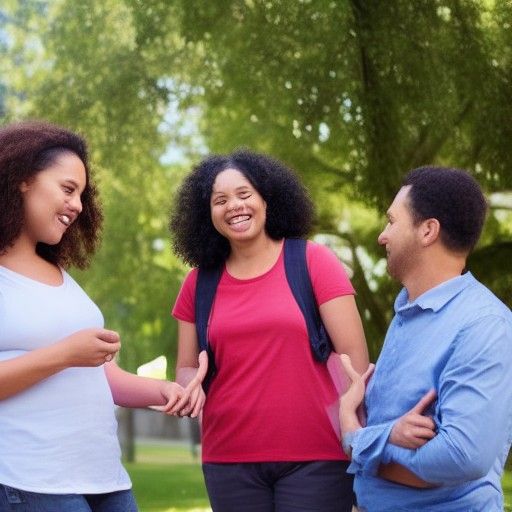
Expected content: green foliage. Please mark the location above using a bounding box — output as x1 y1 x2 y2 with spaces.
0 0 194 374
173 0 512 203
1 0 511 366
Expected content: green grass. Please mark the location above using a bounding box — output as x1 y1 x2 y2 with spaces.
503 470 512 512
127 441 512 512
126 441 210 512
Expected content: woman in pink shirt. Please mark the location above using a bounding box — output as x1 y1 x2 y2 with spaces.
170 149 369 512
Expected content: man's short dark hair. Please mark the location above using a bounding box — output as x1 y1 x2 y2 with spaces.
403 166 487 254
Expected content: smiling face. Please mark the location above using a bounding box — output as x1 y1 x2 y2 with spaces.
210 168 267 244
19 152 86 247
377 186 422 283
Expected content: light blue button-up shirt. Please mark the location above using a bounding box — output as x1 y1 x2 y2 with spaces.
347 272 512 512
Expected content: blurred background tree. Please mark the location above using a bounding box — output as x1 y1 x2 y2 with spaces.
1 0 510 397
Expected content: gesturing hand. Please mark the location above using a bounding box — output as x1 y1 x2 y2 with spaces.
153 351 209 418
339 354 375 437
59 328 121 367
390 389 437 449
339 354 375 414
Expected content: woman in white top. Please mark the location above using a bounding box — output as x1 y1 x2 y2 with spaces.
0 120 206 512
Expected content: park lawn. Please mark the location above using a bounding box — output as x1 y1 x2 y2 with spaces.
503 469 512 512
125 441 210 512
127 441 512 512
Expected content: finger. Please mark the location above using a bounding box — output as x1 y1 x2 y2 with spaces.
190 393 205 418
415 427 436 440
148 405 166 412
411 415 436 431
195 351 209 382
169 393 190 415
97 329 120 344
339 354 361 382
362 363 375 382
410 389 437 414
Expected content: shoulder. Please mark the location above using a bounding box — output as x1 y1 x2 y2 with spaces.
302 239 355 300
182 267 199 292
305 239 348 272
456 275 512 326
173 267 199 321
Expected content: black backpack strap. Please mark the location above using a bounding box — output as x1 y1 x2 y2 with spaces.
284 238 333 362
195 266 223 392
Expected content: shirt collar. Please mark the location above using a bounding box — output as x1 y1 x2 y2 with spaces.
395 272 476 313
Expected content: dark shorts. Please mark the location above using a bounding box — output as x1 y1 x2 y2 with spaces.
0 484 138 512
203 460 355 512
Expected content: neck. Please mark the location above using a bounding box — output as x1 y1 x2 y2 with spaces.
226 235 283 278
403 251 467 302
0 235 37 266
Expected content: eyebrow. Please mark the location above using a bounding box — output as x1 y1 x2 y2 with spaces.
211 186 252 195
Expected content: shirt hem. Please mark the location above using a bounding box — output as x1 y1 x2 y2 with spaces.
0 480 132 494
202 454 347 463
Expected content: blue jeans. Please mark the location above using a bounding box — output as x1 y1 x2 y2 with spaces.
203 460 355 512
0 484 138 511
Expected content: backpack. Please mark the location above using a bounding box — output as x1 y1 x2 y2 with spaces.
195 238 334 392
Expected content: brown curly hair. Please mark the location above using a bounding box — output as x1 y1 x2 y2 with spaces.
0 120 103 269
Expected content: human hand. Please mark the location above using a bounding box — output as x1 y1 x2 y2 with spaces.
148 381 188 414
339 354 375 415
156 351 208 418
58 328 121 367
339 354 375 436
389 389 437 449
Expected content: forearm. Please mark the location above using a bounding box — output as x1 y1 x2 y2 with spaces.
105 362 167 407
0 344 69 400
378 462 434 488
176 366 200 388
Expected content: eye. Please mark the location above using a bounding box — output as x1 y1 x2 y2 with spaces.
213 199 226 206
62 186 74 194
239 192 252 199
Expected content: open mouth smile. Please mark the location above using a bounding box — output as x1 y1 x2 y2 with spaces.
58 214 73 227
228 215 251 225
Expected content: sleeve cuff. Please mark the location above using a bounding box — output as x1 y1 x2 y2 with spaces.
347 421 395 476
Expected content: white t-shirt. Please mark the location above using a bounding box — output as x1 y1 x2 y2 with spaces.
0 266 131 493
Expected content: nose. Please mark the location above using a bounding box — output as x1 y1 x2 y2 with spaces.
227 197 243 212
377 225 388 245
69 193 83 214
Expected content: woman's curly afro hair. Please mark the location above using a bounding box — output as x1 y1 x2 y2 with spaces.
170 149 315 268
0 120 102 269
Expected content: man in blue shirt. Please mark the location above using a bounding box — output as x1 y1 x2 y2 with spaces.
340 166 512 511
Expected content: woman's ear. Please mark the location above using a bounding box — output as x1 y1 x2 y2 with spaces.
20 180 31 193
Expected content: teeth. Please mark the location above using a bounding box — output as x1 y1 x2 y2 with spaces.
229 215 250 225
59 215 71 226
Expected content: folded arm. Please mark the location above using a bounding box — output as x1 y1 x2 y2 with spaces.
345 315 512 486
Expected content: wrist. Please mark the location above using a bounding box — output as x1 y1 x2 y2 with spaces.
340 408 362 435
342 429 358 458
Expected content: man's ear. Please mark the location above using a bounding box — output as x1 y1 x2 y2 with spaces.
420 218 440 247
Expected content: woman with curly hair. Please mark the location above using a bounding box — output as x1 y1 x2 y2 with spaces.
0 120 206 512
170 149 369 512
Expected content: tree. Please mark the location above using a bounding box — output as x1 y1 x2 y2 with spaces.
168 0 512 356
2 0 510 364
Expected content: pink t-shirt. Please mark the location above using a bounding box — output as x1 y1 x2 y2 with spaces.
173 241 354 463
